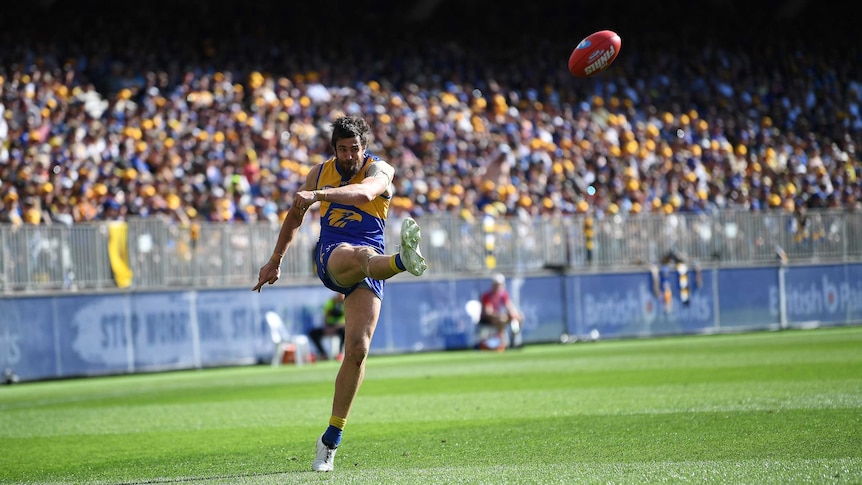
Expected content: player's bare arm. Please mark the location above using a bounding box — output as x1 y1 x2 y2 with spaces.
306 160 394 204
252 165 322 292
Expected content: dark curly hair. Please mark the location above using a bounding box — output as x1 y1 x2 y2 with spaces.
330 116 370 150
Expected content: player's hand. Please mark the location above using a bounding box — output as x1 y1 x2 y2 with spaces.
252 261 281 292
294 190 317 212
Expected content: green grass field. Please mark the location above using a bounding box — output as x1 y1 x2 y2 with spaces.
2 326 861 484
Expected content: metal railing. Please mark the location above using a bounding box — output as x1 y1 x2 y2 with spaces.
1 209 860 294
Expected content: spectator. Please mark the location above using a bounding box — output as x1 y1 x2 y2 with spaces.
309 292 346 361
478 273 524 351
0 191 22 227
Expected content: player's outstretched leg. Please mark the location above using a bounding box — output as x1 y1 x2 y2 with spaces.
399 217 427 276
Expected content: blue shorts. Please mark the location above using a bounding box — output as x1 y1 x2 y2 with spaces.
315 241 385 300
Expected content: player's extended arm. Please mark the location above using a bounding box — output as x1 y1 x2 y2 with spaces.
309 160 394 205
252 165 321 292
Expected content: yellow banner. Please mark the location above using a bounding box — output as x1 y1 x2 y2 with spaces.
107 222 133 288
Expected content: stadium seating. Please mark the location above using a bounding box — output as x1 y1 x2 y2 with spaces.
0 0 858 236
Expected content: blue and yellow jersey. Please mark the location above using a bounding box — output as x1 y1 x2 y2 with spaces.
313 154 392 253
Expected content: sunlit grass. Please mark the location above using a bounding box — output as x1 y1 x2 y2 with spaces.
1 326 860 484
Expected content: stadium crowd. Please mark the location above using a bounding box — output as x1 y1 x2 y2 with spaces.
1 0 860 228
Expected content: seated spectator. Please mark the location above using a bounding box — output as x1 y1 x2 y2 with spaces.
309 293 346 361
478 273 523 351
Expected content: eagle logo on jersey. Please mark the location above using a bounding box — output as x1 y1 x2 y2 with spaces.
328 208 363 228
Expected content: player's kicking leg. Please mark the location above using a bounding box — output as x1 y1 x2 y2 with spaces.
399 217 426 276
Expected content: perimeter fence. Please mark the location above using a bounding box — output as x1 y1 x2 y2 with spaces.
1 209 860 294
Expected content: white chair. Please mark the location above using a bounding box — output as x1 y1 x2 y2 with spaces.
321 334 341 360
264 311 310 367
465 300 495 345
465 300 482 325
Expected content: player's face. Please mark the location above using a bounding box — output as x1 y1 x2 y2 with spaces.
334 136 365 177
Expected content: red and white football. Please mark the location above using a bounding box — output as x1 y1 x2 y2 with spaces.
568 30 622 78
